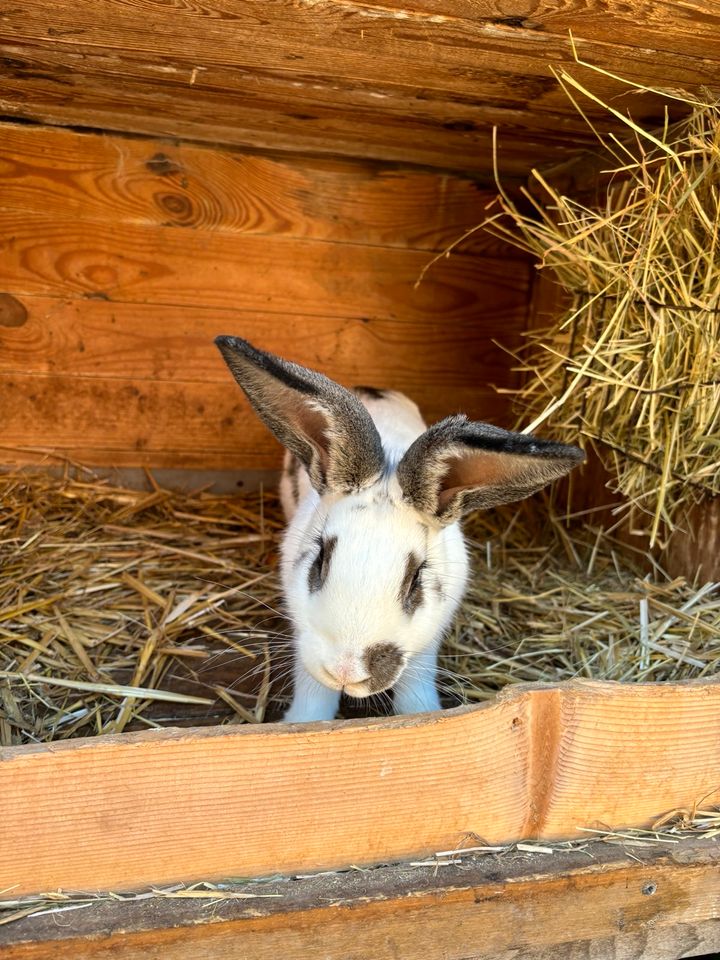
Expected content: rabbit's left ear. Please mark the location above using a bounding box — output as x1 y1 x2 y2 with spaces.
215 336 385 494
397 415 584 525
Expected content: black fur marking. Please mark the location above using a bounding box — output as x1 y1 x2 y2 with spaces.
215 336 319 397
458 426 585 461
399 552 425 616
354 385 388 400
308 535 337 593
364 642 404 693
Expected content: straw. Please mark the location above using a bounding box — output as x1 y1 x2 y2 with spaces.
485 71 720 548
438 496 720 702
0 469 287 744
3 470 719 746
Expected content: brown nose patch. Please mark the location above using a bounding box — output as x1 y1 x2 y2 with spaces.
364 643 403 693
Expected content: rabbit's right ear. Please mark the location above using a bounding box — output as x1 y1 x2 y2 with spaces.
215 337 385 494
397 415 584 525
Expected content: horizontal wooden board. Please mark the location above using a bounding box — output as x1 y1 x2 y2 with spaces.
0 297 524 385
0 124 512 255
1 1 718 175
3 839 720 959
3 4 717 102
0 374 506 470
2 679 720 896
0 212 523 319
0 68 589 180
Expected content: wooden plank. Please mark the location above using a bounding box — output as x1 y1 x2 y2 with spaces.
1 2 717 175
0 124 512 255
0 297 525 385
3 2 717 99
1 680 720 897
2 839 720 959
0 212 523 319
0 34 685 133
0 281 528 469
0 373 506 469
379 0 720 60
0 69 588 180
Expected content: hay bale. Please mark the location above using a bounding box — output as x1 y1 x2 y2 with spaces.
488 71 720 548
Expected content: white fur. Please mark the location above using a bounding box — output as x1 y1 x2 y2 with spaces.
281 391 469 723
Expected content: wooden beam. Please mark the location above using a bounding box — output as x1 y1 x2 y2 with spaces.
1 2 718 175
2 839 720 959
0 124 511 255
2 680 720 897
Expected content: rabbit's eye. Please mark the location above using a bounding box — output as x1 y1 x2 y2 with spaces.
308 535 337 593
400 553 425 615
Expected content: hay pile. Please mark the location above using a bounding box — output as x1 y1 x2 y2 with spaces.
2 471 719 744
0 471 286 743
442 501 720 701
489 69 720 548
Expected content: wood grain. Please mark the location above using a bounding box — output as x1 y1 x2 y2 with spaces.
0 123 532 470
0 297 524 385
2 679 720 897
2 839 720 959
1 1 718 175
0 374 509 470
0 290 524 472
0 124 512 255
0 212 524 319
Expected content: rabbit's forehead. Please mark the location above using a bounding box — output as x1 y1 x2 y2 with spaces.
323 492 428 553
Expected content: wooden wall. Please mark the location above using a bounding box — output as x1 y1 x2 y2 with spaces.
0 1 718 179
0 123 532 472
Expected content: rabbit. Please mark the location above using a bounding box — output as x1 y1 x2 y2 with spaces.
215 336 584 723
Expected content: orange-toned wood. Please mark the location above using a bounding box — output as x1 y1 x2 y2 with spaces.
2 680 720 897
0 212 522 319
1 2 717 176
0 121 534 470
0 125 509 255
0 374 507 470
2 840 720 959
0 282 528 470
666 498 720 583
0 299 521 387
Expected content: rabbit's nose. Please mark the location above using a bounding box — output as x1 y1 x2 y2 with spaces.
323 658 370 688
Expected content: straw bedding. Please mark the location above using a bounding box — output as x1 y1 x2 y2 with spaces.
2 470 719 745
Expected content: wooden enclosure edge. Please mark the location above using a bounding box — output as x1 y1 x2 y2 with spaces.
2 677 720 897
2 838 719 960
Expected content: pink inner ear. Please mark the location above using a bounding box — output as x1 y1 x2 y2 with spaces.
290 403 332 476
436 450 514 511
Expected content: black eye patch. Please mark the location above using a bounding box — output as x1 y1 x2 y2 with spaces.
399 551 425 615
308 535 337 592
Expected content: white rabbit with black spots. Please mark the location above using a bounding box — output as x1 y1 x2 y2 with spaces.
216 337 584 723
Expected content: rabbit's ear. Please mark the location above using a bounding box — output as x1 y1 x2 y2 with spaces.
397 415 584 525
215 337 385 494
